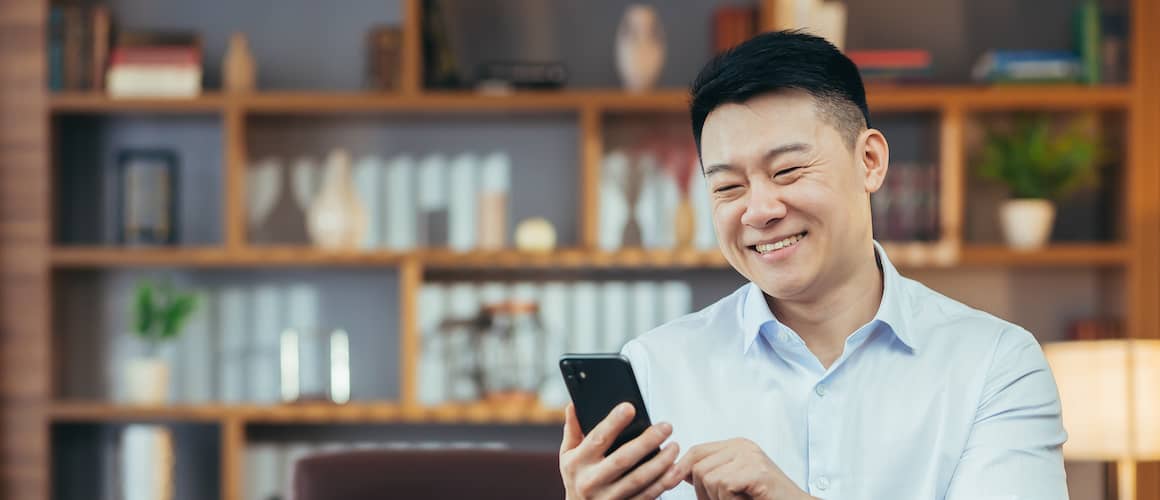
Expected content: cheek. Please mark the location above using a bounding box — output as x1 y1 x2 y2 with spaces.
711 199 744 234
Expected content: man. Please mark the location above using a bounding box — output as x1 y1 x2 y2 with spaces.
558 31 1068 500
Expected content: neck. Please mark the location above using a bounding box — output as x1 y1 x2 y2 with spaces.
767 243 884 368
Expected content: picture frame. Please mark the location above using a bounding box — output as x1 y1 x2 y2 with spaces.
115 148 179 245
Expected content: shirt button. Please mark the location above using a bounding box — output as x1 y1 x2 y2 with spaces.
815 384 827 397
815 476 830 491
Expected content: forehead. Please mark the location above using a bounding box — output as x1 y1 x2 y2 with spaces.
700 91 824 163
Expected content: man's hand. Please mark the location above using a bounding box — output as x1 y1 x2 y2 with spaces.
680 439 814 500
559 402 685 499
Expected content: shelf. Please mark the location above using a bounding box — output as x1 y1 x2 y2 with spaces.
47 402 564 425
48 92 227 113
866 84 1131 111
50 243 1130 269
47 85 1131 115
959 244 1129 267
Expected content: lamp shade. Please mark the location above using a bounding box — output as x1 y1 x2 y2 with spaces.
1043 339 1160 460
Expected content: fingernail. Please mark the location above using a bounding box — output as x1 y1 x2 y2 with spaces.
658 422 673 434
616 403 631 416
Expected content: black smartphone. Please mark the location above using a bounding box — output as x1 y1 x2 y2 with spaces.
559 353 659 466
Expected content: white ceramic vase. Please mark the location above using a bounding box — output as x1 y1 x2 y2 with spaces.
999 199 1055 250
307 149 368 249
121 424 175 500
124 357 169 405
615 4 666 92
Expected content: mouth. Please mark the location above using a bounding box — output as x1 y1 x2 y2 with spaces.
749 231 807 255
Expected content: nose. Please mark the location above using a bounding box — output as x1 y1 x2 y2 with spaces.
740 178 787 229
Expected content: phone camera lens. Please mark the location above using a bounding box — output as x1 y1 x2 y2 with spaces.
579 371 587 379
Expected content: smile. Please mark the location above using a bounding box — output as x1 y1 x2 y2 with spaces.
751 231 807 255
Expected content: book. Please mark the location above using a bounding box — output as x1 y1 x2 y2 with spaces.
90 5 110 90
971 50 1082 83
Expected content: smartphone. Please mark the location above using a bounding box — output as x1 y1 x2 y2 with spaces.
559 353 659 466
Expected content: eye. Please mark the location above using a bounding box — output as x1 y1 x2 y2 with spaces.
775 166 804 177
713 185 741 193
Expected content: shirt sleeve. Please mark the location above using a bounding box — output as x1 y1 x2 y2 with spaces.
944 326 1070 500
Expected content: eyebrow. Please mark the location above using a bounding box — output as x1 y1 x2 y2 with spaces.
702 142 813 177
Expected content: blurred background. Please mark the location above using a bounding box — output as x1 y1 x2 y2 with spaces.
2 0 1159 499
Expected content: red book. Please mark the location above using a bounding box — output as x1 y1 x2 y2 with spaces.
110 46 201 66
847 50 932 69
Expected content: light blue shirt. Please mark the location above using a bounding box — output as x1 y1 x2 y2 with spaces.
622 244 1068 500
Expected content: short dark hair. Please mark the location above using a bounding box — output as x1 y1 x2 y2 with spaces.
690 30 870 154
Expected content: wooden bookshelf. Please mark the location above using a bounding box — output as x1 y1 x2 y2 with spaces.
47 401 565 425
46 85 1132 115
50 244 1134 269
960 244 1130 267
48 92 228 113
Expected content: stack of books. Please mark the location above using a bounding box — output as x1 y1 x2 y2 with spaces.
47 4 110 91
106 31 202 98
846 50 933 83
971 50 1082 83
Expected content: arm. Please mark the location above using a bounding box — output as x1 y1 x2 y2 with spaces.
944 327 1069 500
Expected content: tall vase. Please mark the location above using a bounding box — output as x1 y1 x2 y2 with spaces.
121 424 175 500
306 149 367 249
222 32 256 93
615 4 666 93
674 195 695 249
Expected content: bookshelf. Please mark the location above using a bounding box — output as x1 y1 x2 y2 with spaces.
2 0 1158 499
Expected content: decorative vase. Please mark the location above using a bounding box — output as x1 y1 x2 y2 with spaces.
306 149 367 249
674 195 695 249
999 199 1055 250
615 4 666 93
223 32 256 93
121 424 175 500
124 356 169 404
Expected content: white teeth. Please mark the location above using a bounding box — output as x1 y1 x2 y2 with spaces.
755 233 804 254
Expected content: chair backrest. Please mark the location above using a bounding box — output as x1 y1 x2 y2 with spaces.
292 448 565 500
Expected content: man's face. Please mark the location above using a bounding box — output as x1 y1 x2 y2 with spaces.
699 90 884 301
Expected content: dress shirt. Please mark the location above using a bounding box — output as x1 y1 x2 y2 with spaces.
621 243 1068 500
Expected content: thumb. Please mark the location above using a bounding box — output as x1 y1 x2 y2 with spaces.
560 403 584 455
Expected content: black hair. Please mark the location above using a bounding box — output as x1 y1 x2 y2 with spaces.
690 30 870 154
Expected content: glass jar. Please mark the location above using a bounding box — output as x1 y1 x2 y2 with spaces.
473 301 546 403
279 328 351 404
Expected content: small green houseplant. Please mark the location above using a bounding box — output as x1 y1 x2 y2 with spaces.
124 279 199 404
976 115 1101 250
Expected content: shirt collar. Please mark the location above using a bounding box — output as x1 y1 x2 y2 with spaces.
738 241 918 355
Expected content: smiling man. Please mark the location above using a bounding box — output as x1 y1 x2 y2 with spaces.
558 31 1068 500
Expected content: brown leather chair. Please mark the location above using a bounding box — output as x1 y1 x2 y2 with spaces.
292 448 566 500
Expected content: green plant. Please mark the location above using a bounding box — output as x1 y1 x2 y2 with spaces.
976 115 1102 200
132 278 199 353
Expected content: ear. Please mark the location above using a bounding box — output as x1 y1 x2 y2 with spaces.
856 128 889 193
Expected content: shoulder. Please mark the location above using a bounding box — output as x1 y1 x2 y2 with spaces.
899 275 1042 365
623 283 748 363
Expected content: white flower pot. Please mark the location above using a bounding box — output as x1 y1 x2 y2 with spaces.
124 357 169 405
999 199 1056 251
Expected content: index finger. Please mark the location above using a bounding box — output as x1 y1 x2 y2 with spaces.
677 440 732 483
560 403 584 455
574 402 636 459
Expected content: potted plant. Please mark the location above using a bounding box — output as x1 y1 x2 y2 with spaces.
124 278 199 404
976 115 1101 250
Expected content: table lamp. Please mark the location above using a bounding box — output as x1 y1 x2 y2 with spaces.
1044 339 1160 500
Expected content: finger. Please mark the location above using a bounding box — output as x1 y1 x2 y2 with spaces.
575 401 635 458
590 421 673 485
632 461 688 500
678 440 733 479
683 447 734 486
611 441 678 499
560 403 584 455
